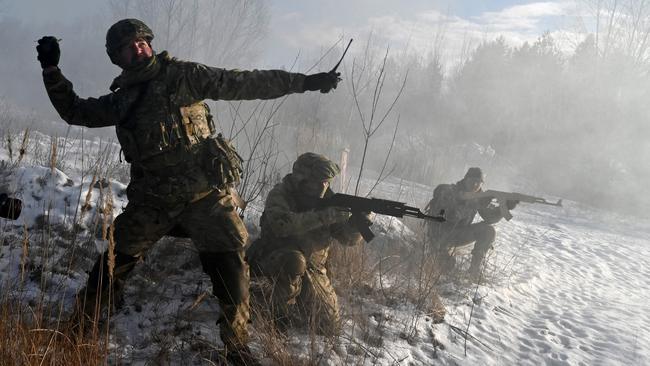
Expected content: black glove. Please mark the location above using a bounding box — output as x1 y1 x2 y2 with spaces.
506 200 519 210
303 71 340 93
36 36 60 69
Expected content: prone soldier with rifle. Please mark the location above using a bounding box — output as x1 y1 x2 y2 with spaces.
247 152 446 334
424 167 562 281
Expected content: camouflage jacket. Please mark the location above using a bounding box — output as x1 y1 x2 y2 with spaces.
248 174 362 268
42 52 307 208
425 183 503 238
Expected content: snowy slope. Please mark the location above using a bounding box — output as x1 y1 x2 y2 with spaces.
1 138 649 365
434 202 650 366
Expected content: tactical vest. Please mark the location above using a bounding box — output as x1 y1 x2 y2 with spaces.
250 181 336 266
115 57 242 205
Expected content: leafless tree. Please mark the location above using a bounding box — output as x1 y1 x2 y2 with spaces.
350 44 407 196
108 0 269 67
583 0 650 64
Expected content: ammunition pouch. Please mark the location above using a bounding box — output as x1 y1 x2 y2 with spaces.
204 134 243 189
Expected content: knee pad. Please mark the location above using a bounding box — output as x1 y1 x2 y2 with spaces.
279 250 307 277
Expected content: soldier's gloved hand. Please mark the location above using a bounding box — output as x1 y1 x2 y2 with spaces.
36 36 61 69
303 71 340 93
350 211 373 227
506 200 519 210
318 206 351 224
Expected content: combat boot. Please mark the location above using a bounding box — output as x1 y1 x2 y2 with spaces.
224 344 262 366
69 251 138 333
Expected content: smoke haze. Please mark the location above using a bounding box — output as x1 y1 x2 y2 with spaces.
1 0 648 218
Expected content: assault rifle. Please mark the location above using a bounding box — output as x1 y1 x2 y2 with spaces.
459 190 562 221
316 193 445 242
0 193 22 220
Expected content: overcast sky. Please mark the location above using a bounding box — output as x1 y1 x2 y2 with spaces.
4 0 589 69
265 0 587 66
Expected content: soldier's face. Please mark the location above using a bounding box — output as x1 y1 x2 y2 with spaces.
118 37 153 68
464 177 482 192
300 178 331 198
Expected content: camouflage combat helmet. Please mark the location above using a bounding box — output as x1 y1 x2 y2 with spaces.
292 152 340 181
106 18 154 65
464 167 485 182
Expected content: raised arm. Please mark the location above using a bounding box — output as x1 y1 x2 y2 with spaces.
43 69 120 128
179 61 339 102
37 37 119 128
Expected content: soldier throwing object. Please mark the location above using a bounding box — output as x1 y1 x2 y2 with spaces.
36 19 339 364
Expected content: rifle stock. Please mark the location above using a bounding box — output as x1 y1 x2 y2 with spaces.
317 193 445 242
460 189 562 221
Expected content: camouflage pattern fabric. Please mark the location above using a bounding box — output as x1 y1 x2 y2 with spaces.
425 182 503 274
291 152 341 181
247 174 362 335
114 190 247 256
43 51 306 205
42 50 309 348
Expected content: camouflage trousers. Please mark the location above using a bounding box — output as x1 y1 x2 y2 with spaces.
431 222 496 274
79 189 250 348
255 249 340 336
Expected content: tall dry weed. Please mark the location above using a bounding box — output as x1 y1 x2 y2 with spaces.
6 133 13 162
0 299 107 365
17 128 30 164
49 135 58 173
20 224 29 284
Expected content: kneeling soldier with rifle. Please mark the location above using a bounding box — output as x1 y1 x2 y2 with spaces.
247 153 365 336
425 167 561 281
247 152 445 334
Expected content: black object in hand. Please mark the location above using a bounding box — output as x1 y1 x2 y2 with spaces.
506 200 519 210
304 71 340 93
36 36 61 69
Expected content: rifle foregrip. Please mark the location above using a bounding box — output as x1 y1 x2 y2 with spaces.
500 203 513 221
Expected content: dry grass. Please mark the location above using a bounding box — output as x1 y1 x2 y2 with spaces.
0 130 116 365
0 127 498 365
0 225 109 366
328 244 374 293
0 300 108 365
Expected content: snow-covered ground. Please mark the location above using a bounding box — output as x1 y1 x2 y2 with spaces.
1 134 649 365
